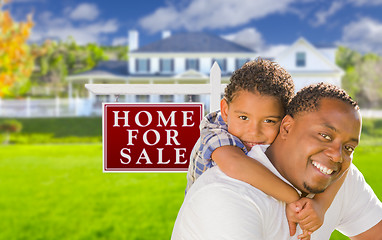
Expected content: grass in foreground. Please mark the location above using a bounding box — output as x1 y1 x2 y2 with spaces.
0 144 381 240
0 144 185 240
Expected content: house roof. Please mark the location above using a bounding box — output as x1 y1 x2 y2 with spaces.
133 32 256 53
67 60 129 81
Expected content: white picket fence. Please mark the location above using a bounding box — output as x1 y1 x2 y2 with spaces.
0 97 93 118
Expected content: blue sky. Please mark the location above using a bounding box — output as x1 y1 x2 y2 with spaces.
6 0 382 55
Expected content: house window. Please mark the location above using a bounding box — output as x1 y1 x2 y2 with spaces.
136 59 150 72
160 95 174 102
236 58 249 69
296 52 306 67
136 95 149 102
212 58 226 71
186 59 199 71
184 95 200 102
160 59 174 73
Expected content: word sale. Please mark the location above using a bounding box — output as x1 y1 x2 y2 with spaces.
112 110 195 166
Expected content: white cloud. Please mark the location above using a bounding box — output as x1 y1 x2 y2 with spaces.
112 37 128 46
30 10 119 45
11 0 45 2
139 0 295 33
312 1 344 26
340 17 382 54
347 0 382 6
222 28 265 51
69 3 100 21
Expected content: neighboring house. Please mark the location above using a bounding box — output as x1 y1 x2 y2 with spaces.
274 38 344 91
66 30 344 115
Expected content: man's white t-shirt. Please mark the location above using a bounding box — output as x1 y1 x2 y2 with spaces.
172 145 382 240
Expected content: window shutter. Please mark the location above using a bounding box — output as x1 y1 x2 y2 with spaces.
160 59 163 72
196 59 199 71
147 59 150 72
171 59 174 71
135 59 139 72
223 59 227 71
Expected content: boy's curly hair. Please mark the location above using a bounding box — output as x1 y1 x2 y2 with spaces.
287 82 359 117
224 58 294 110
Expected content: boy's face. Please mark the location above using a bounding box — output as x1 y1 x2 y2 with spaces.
221 90 284 151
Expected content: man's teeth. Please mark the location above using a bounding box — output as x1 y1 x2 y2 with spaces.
312 161 333 175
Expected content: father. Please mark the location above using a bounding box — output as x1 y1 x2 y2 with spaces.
172 83 382 239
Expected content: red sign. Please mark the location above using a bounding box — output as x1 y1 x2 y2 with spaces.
103 103 203 172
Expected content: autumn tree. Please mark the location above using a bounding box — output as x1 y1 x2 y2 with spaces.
0 0 34 97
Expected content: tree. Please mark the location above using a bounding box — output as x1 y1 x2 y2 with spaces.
337 46 382 108
30 38 108 97
0 0 34 97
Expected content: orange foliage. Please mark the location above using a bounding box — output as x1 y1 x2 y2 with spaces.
0 1 35 97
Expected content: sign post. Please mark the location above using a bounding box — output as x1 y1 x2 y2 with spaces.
103 103 203 172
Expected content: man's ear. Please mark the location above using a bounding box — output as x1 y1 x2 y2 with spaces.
220 98 229 123
279 115 294 140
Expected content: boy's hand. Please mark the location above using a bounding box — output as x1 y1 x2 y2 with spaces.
286 201 300 236
285 202 311 240
296 198 324 233
286 198 324 238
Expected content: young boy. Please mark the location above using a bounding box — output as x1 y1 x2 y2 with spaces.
186 59 346 239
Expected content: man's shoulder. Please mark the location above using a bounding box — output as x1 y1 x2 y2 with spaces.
187 167 282 209
180 167 292 239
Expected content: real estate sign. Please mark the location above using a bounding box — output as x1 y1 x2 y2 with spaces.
103 103 203 172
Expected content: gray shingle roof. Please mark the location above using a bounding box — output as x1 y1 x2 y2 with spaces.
74 60 128 77
133 32 255 53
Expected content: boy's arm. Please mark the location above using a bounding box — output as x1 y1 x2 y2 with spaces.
199 111 299 203
212 146 300 203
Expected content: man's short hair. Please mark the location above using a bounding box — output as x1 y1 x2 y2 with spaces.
287 82 359 117
224 58 295 111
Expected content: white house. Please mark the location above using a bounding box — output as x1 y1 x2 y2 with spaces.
66 30 344 115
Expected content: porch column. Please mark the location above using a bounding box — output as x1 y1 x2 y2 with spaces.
88 78 94 100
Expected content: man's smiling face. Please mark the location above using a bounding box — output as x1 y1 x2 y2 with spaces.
276 98 361 195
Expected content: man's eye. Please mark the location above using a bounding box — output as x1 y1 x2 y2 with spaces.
239 116 248 120
264 119 276 123
320 133 332 141
345 145 355 153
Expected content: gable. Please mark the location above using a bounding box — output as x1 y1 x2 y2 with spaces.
275 38 343 73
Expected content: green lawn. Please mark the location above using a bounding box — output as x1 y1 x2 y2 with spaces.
0 144 185 240
0 143 381 240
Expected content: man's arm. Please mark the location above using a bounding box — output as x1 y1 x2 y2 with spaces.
350 221 382 240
